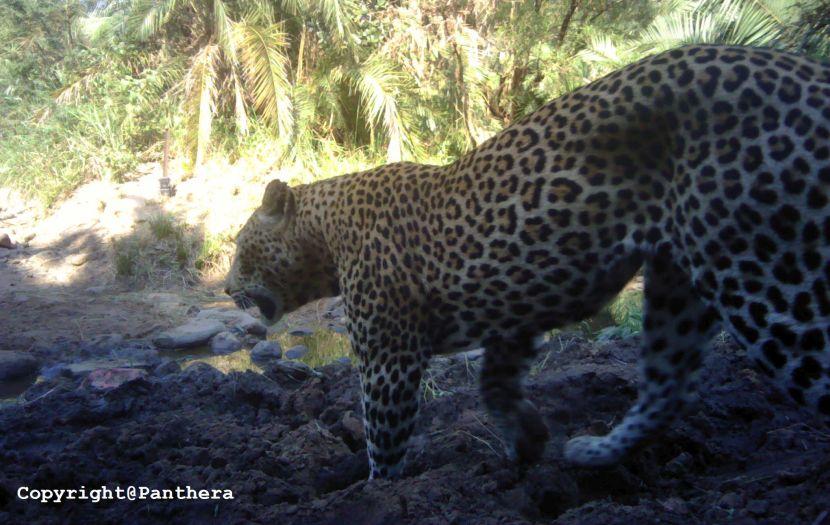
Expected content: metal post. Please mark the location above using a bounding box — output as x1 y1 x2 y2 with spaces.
159 128 172 197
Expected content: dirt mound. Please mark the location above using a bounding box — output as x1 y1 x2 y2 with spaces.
1 336 829 524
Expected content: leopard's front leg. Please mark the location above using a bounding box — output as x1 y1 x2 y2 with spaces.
350 320 429 479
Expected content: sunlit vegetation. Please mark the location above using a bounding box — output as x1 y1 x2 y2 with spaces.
274 329 353 368
113 211 203 286
2 0 828 207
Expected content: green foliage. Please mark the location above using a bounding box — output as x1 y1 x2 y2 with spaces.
274 330 353 368
195 230 235 275
147 212 178 239
596 289 645 341
2 0 829 207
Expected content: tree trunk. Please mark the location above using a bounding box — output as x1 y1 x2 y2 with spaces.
557 0 580 47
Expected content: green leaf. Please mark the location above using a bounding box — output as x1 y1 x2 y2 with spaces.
184 44 220 166
236 21 293 137
128 0 180 41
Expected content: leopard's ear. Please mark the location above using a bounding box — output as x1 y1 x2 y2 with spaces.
259 179 296 222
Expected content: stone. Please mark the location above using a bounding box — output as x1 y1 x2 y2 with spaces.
152 319 225 349
459 348 484 361
195 307 267 336
250 340 283 366
341 411 364 442
718 492 744 508
210 331 243 354
67 252 88 266
263 361 321 389
153 361 180 377
285 345 309 360
288 327 314 337
663 451 693 477
63 358 152 377
88 333 125 350
0 233 14 249
82 368 147 390
85 285 107 295
746 500 769 516
659 498 689 515
0 351 39 380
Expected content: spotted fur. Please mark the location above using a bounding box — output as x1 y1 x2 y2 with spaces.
227 45 830 479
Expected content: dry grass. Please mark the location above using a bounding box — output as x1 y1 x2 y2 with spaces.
112 212 203 288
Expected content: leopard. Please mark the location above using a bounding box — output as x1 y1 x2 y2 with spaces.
226 44 830 480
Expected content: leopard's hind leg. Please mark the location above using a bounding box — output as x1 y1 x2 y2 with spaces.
564 243 721 466
733 281 830 424
481 336 551 463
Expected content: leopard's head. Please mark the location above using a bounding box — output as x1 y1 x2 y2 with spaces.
225 179 339 324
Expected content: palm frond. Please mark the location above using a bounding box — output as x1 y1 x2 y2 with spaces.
724 0 786 46
236 21 293 137
128 0 180 41
350 54 415 162
240 0 276 24
232 68 249 135
73 14 127 45
275 0 303 17
313 0 356 42
638 0 788 51
184 44 220 166
282 83 317 165
213 0 237 61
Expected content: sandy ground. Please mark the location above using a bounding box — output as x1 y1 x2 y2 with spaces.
0 163 274 354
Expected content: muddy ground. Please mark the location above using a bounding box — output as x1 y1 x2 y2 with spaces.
2 334 829 525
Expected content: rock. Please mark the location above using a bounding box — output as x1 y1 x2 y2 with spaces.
250 340 283 366
85 285 107 295
210 331 243 354
195 307 267 336
718 492 744 508
0 351 39 380
660 498 689 514
82 368 147 390
246 322 268 338
243 335 263 347
285 345 309 360
40 363 74 380
458 348 484 361
87 333 125 350
663 451 693 477
263 361 321 389
746 499 769 516
67 252 88 266
288 327 314 337
153 361 180 377
341 411 364 443
0 233 14 249
336 357 351 365
152 319 225 349
182 362 223 381
63 358 153 377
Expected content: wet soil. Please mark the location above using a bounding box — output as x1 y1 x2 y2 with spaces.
1 335 828 524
